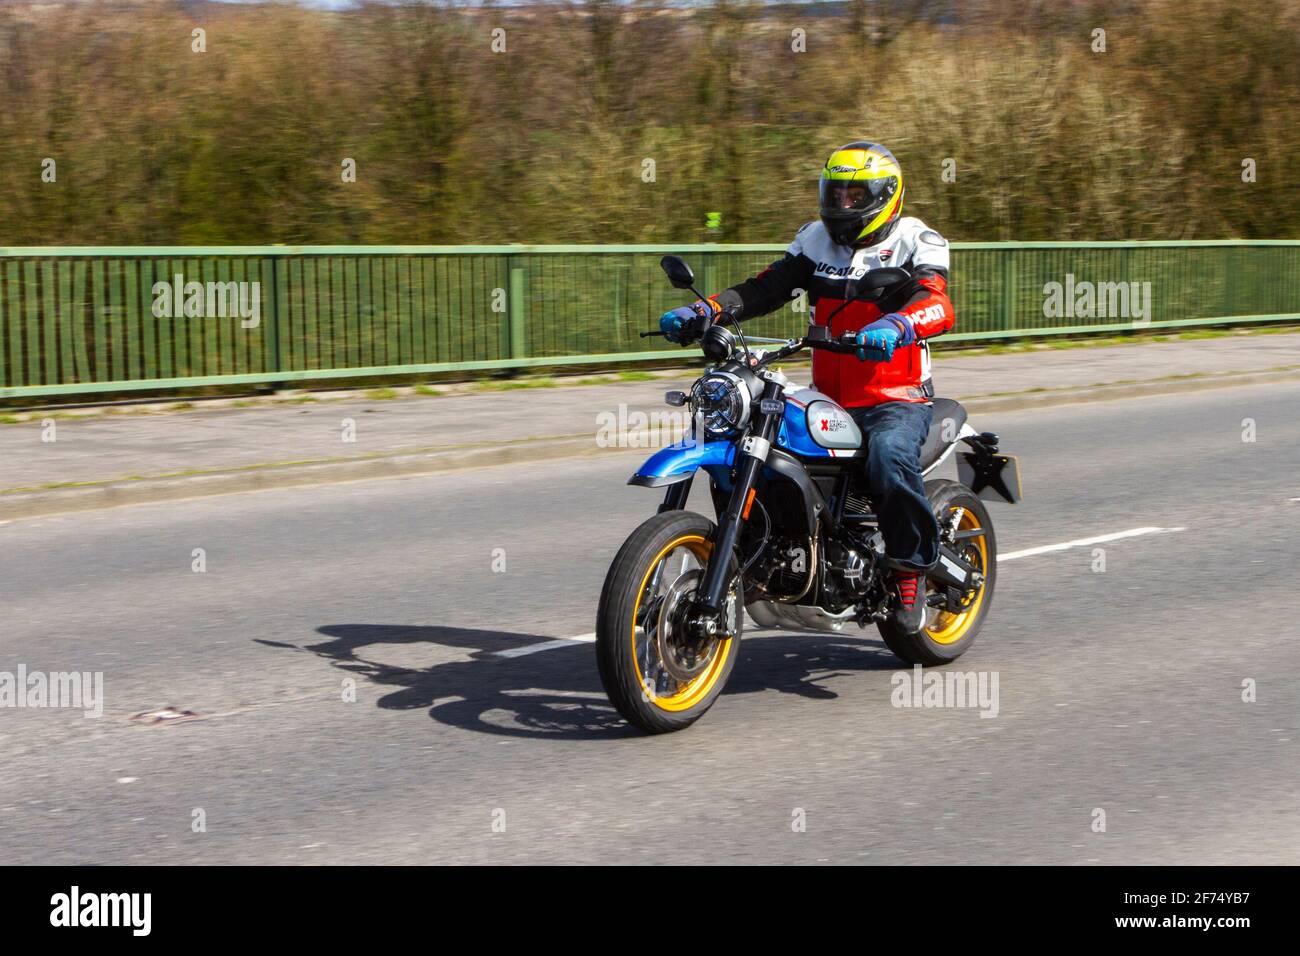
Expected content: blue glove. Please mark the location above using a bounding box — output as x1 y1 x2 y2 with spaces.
854 313 913 362
659 300 716 345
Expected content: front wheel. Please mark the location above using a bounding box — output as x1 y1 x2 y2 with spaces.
877 479 997 665
596 510 742 734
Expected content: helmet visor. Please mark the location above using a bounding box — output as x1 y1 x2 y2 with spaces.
819 176 898 218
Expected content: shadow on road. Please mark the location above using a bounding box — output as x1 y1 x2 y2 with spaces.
257 624 899 740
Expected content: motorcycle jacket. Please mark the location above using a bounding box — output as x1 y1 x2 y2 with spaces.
712 217 955 408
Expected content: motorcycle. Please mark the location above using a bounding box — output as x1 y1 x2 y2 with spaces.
595 255 1022 734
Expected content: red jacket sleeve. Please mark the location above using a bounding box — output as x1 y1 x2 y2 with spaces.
898 272 954 340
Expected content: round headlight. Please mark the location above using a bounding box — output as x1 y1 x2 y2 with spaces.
690 371 750 438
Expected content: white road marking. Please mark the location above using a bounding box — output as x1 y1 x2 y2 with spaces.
493 633 595 659
997 526 1184 562
495 526 1186 658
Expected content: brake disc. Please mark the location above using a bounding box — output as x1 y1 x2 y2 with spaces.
655 569 739 683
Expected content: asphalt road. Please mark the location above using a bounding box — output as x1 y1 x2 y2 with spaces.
1 382 1297 864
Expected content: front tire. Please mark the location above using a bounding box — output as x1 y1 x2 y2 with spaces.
877 479 997 666
596 510 742 734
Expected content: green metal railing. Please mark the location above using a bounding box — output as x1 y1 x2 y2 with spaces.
1 241 1297 399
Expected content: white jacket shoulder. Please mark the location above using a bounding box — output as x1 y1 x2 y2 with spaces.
787 220 829 257
894 217 946 243
893 217 949 271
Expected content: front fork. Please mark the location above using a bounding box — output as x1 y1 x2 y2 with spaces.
658 480 691 514
693 381 781 616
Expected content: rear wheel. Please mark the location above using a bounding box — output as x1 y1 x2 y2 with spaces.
878 479 996 665
596 510 741 734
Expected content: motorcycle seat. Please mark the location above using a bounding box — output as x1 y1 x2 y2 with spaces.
920 398 968 470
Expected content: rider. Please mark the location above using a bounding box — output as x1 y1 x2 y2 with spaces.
658 142 954 634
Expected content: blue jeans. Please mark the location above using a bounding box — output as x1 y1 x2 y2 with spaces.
849 402 939 571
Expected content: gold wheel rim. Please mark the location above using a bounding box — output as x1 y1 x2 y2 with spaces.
630 534 735 712
926 507 988 645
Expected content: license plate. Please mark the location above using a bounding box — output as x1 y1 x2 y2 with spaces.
958 452 1022 503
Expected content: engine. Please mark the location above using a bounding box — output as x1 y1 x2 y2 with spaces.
820 529 882 612
733 473 889 629
747 534 814 602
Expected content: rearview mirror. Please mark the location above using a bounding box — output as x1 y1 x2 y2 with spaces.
660 255 696 290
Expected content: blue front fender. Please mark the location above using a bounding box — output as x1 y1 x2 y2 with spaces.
628 439 735 488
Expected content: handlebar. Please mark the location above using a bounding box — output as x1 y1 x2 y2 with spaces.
642 314 859 359
739 330 858 367
808 333 861 355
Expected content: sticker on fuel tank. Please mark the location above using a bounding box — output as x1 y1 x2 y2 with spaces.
806 401 862 449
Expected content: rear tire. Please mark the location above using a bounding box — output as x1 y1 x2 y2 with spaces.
596 510 741 734
877 479 996 666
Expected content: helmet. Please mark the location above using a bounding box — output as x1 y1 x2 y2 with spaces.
819 142 904 247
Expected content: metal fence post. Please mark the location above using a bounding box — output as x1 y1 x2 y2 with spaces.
1224 245 1238 317
266 253 285 390
508 257 527 362
999 249 1018 333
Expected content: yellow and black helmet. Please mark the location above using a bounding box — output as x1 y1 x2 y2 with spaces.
819 142 904 247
